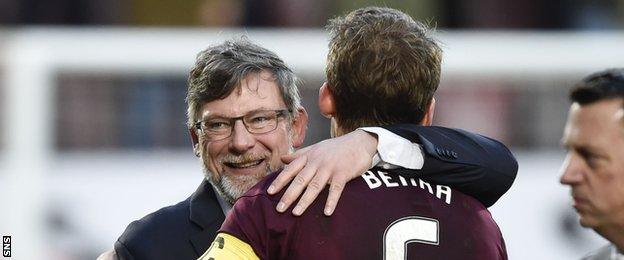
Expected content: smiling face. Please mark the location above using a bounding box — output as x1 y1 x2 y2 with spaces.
193 71 307 204
560 99 624 231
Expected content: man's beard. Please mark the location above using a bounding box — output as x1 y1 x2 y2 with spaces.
202 152 276 205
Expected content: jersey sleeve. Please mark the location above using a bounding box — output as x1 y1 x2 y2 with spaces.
198 233 259 260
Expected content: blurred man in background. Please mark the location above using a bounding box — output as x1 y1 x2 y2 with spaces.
201 7 516 259
560 68 624 260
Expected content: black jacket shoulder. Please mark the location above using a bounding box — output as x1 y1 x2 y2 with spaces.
381 124 518 207
113 179 225 260
115 198 195 260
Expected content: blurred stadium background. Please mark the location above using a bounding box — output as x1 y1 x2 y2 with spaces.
1 0 624 259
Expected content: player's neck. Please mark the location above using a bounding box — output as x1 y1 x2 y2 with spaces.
329 118 342 138
595 222 624 251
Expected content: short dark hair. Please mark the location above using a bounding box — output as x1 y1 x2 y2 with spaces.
325 6 442 132
570 68 624 105
186 37 301 128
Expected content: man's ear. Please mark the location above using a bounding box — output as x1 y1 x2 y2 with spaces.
420 97 436 126
290 107 308 148
318 82 336 119
188 128 201 157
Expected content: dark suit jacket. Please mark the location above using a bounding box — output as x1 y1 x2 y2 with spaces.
113 125 518 260
114 180 224 260
384 124 518 208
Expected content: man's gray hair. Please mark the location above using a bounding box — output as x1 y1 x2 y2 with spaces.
186 37 301 128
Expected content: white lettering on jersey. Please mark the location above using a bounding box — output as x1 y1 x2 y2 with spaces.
398 175 408 186
363 170 382 189
436 185 452 204
379 171 399 187
419 179 433 195
361 170 452 204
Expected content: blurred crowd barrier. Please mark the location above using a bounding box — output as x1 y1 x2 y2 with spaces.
0 28 622 259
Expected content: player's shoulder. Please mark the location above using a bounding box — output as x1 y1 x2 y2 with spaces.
117 197 191 248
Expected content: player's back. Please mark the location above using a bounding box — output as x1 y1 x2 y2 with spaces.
217 167 507 260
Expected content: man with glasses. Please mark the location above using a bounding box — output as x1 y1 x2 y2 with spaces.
104 36 516 260
200 7 515 260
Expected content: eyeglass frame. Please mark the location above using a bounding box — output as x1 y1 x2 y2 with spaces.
194 108 293 141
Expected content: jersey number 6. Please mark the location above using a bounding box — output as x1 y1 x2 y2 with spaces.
383 216 440 260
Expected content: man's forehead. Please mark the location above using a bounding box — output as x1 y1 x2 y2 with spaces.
201 107 275 118
199 84 286 118
569 100 623 124
616 105 624 128
563 100 624 147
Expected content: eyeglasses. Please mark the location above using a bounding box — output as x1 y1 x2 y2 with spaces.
195 109 291 141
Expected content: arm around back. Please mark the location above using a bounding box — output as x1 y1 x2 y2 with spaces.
382 124 518 207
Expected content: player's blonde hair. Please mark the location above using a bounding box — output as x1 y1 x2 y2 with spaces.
326 6 442 132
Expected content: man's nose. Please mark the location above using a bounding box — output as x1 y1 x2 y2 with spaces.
230 120 256 153
560 152 584 185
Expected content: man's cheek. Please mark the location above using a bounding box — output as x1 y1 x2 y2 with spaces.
270 155 285 171
210 159 224 176
203 150 221 176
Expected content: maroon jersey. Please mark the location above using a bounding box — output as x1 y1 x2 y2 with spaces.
219 168 508 259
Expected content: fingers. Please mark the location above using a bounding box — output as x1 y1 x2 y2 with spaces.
275 165 317 213
291 170 331 216
271 138 360 216
280 154 297 164
268 155 307 195
281 146 311 164
323 178 346 216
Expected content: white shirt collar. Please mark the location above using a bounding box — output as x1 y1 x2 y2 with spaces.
611 245 624 260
